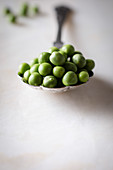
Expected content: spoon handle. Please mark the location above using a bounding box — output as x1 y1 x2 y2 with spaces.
53 6 71 48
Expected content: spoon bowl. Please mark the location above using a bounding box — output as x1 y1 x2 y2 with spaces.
18 6 94 93
18 75 90 93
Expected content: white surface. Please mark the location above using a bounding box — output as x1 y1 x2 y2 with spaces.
0 0 113 170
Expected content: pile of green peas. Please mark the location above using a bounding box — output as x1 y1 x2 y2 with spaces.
18 44 95 88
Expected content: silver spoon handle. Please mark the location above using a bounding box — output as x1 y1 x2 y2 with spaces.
54 6 71 48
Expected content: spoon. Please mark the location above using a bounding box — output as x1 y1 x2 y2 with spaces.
19 6 89 93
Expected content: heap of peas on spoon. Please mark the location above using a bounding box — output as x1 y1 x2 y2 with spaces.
18 44 95 89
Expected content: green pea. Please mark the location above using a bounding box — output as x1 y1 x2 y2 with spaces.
30 58 38 67
39 63 52 76
50 52 65 66
78 71 89 83
22 77 27 83
18 72 23 77
85 59 95 71
43 75 57 88
28 72 42 86
33 6 39 14
62 71 78 86
30 64 40 74
24 70 31 81
53 66 65 78
60 44 75 56
38 52 51 64
59 50 67 61
4 8 11 15
20 3 29 16
9 14 17 23
64 62 77 73
19 63 30 74
72 54 86 68
48 47 59 53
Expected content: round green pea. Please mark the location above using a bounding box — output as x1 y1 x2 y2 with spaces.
48 47 59 53
30 64 39 74
33 6 39 14
62 71 78 86
43 75 57 88
50 52 65 65
24 70 31 81
22 77 27 83
64 62 77 73
19 63 30 74
39 63 52 76
72 54 86 68
60 44 75 56
18 72 23 77
30 58 38 67
38 52 51 64
9 14 17 23
28 72 42 86
78 71 89 83
85 59 95 71
53 66 65 78
4 8 11 15
59 51 67 61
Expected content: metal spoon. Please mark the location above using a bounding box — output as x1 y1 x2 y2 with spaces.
19 6 89 93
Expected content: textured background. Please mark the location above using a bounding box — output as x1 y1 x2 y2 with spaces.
0 0 113 170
